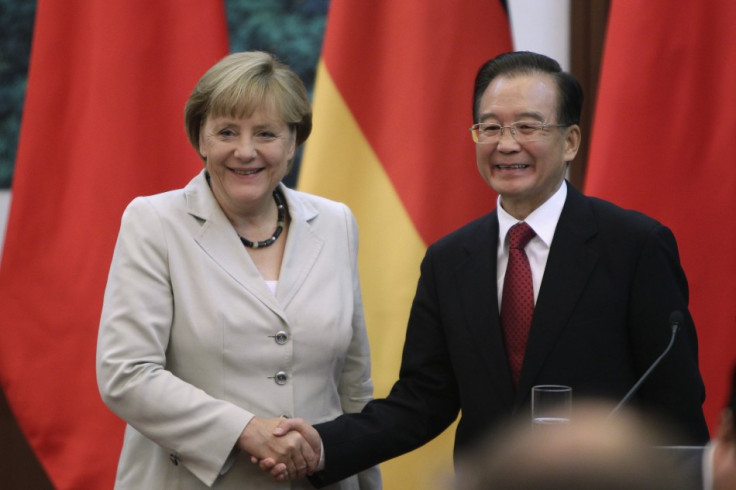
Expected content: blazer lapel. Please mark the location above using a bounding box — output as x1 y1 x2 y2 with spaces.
515 184 599 403
455 213 516 410
275 186 324 310
185 171 286 321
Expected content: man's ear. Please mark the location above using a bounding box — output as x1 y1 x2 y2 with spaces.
563 124 581 163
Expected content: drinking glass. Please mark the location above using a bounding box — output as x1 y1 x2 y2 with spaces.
531 385 572 426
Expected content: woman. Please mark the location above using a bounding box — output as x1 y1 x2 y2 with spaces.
96 51 380 489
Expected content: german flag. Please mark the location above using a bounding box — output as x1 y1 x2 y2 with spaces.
298 1 511 486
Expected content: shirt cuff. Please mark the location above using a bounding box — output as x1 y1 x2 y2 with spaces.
317 441 326 471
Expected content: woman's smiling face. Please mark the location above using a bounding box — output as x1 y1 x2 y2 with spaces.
199 107 295 216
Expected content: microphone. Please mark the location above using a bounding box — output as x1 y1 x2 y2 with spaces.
609 311 683 417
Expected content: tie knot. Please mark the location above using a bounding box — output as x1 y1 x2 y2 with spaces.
508 222 535 250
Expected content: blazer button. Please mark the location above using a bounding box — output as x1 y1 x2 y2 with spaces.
272 331 288 345
270 371 288 385
169 453 179 465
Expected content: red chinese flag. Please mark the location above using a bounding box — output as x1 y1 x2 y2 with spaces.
0 1 228 488
298 1 511 486
586 0 736 433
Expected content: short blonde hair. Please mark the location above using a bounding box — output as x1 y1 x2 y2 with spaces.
185 51 312 157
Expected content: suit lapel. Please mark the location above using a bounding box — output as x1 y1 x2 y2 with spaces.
275 186 324 310
455 213 516 410
185 172 286 321
515 184 600 403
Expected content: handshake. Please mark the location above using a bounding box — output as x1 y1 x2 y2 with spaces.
238 416 321 482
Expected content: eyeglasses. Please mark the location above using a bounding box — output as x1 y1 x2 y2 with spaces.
469 121 570 144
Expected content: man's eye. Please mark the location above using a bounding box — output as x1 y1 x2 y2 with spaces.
516 123 540 134
482 125 501 134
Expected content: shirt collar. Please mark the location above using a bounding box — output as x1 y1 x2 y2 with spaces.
497 181 567 247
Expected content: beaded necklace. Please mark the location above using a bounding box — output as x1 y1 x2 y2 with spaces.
239 189 285 249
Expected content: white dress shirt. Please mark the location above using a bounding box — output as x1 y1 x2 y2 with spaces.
496 182 567 310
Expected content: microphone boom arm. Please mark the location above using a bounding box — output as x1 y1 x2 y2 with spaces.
608 314 681 418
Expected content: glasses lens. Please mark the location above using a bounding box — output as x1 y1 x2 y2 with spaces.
515 123 543 136
472 124 501 143
472 122 555 144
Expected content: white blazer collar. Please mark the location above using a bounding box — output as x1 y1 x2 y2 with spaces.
182 171 325 316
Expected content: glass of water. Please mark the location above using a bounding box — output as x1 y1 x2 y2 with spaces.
531 385 572 426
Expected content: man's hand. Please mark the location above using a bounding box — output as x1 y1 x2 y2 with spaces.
254 417 322 481
238 416 318 480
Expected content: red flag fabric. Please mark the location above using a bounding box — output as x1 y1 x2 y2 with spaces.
585 0 736 433
0 1 228 488
298 1 511 486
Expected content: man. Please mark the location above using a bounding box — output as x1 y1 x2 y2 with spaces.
670 364 736 490
268 51 709 485
707 364 736 490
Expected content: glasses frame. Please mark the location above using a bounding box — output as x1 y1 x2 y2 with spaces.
469 121 570 144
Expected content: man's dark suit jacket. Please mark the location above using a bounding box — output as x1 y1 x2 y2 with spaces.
309 182 709 487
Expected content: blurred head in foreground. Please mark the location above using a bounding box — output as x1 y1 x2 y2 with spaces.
712 364 736 490
454 402 688 490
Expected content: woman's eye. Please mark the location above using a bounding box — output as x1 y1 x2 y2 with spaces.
218 129 236 137
256 131 277 140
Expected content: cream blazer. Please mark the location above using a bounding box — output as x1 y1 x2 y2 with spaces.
97 171 380 489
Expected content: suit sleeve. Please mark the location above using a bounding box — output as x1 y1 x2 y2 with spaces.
628 223 709 443
338 205 382 489
96 198 251 486
309 245 461 487
336 206 374 413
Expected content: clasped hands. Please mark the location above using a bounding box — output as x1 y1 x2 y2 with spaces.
239 416 320 481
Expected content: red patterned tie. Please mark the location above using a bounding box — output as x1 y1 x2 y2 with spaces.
501 222 536 386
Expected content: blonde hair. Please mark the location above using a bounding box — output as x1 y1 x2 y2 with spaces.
184 51 312 158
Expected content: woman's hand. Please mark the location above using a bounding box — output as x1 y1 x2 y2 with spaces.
238 416 318 480
255 417 323 481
